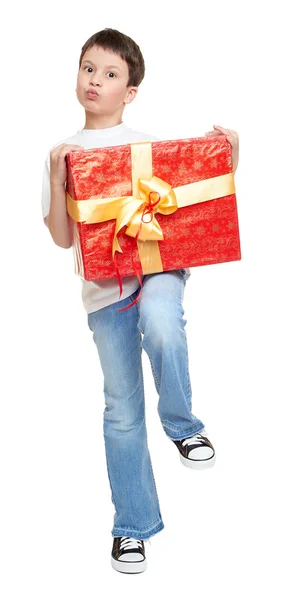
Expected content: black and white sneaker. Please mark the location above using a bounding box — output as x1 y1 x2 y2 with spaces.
111 536 147 573
172 429 216 470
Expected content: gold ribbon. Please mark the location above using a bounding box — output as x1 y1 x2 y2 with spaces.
66 141 235 274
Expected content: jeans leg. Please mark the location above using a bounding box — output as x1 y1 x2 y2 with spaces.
138 269 205 440
87 292 164 540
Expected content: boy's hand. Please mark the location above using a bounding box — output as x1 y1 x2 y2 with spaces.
205 125 239 173
50 144 84 186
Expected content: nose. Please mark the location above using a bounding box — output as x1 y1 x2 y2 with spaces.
90 73 102 87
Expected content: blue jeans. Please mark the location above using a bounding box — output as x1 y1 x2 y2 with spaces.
87 269 205 540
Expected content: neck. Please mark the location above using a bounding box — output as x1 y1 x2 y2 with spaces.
83 112 124 131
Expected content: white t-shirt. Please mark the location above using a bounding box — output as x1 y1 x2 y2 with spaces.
41 122 159 314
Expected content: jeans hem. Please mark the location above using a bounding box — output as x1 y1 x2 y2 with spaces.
162 423 205 440
111 518 164 540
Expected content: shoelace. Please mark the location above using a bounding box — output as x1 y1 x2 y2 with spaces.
181 429 208 447
120 536 151 549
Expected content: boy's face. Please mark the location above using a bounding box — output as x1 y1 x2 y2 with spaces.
76 46 138 120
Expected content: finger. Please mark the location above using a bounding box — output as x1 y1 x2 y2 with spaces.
52 144 83 156
213 125 228 133
51 144 82 152
64 147 83 154
226 136 235 146
58 147 84 159
214 125 238 139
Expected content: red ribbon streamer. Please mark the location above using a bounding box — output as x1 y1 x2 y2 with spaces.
115 191 161 312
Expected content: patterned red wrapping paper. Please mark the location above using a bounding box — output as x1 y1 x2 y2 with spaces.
65 136 241 280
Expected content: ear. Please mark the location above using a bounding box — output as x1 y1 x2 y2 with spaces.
124 86 138 105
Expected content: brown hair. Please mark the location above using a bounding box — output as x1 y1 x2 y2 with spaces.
79 28 145 87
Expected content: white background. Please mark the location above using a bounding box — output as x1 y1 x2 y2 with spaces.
1 0 292 597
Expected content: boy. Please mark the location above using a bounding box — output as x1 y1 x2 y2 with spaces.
42 28 239 574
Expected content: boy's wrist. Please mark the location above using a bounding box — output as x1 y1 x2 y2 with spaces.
50 179 65 188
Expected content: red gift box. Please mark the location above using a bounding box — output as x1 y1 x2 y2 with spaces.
66 136 241 281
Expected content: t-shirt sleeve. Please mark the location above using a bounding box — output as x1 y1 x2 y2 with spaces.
41 153 50 226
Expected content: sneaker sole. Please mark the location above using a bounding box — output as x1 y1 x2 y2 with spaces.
111 556 147 573
179 453 216 470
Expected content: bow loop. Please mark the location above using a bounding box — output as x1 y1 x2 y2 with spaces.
138 176 178 214
118 175 178 248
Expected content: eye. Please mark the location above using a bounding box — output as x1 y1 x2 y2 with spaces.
84 66 93 73
107 72 116 78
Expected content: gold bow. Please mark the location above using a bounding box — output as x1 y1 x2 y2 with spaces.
112 175 178 255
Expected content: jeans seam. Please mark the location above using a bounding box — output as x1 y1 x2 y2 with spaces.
149 356 160 391
178 277 192 409
136 296 161 509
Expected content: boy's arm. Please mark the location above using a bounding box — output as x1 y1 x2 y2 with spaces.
41 148 77 248
48 182 74 248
